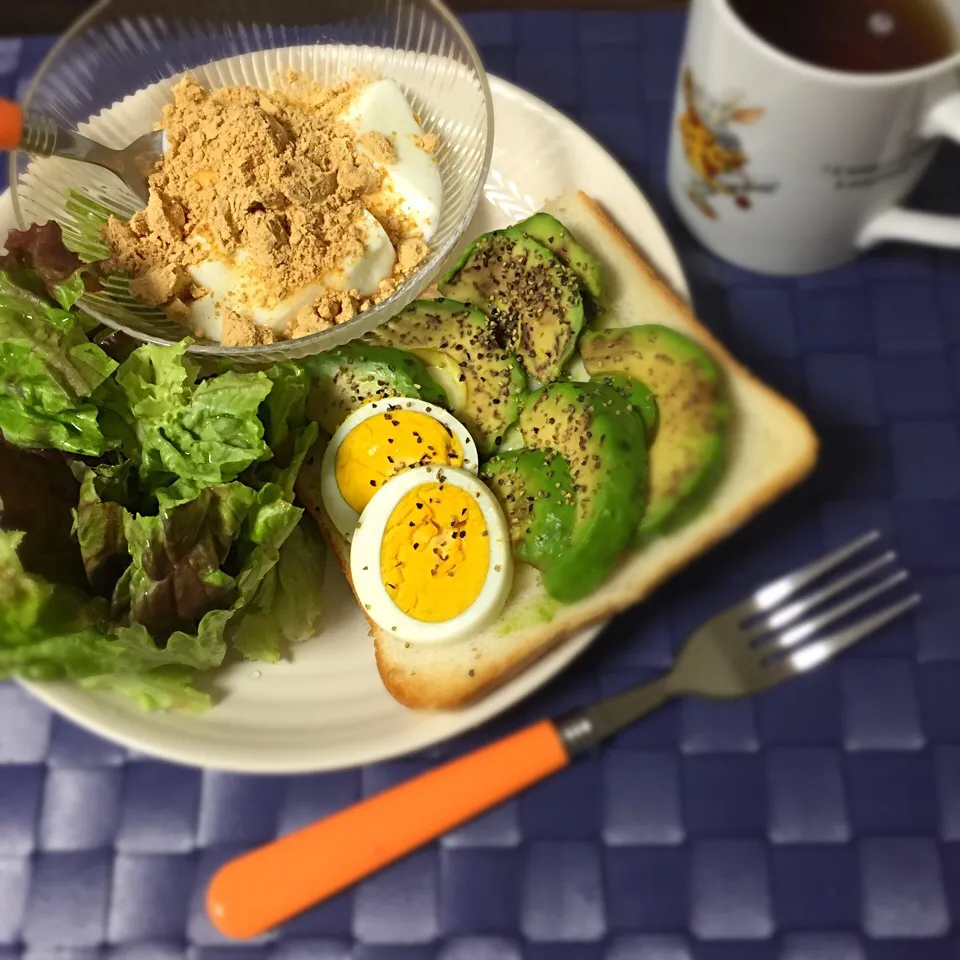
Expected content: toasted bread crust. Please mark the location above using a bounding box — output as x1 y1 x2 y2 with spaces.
296 192 818 710
576 191 817 450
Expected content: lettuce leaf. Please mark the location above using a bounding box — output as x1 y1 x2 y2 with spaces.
114 479 303 663
0 222 100 305
0 529 104 647
105 341 273 492
260 362 310 455
73 462 136 595
254 420 319 504
0 250 328 711
219 479 304 662
80 667 211 713
270 520 325 641
0 530 214 708
123 483 256 637
246 363 319 499
112 611 230 673
228 510 325 662
52 272 87 311
0 439 87 588
0 272 117 455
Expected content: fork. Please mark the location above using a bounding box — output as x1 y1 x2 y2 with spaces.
0 97 160 205
206 530 920 939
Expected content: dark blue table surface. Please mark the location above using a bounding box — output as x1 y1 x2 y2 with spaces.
2 11 960 959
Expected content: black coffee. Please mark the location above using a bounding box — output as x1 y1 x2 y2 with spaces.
728 0 956 73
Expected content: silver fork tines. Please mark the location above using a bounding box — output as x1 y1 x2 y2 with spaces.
741 529 882 616
744 549 897 639
739 531 921 682
559 531 921 753
772 590 921 680
684 530 924 698
763 570 910 652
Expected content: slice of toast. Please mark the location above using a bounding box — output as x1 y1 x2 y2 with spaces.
296 191 818 709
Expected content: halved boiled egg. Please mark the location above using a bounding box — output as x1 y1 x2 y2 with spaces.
350 466 513 644
320 397 479 541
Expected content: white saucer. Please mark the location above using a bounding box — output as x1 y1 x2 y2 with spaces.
7 75 689 773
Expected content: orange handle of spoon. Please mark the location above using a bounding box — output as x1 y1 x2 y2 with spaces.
207 719 570 939
0 99 23 151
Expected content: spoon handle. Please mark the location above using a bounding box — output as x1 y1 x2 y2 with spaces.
0 98 70 157
206 720 570 939
0 98 23 151
0 98 108 164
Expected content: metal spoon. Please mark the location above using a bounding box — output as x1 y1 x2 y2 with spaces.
0 97 160 205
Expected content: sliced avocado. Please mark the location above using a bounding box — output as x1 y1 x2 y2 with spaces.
507 212 603 303
440 232 585 384
302 342 447 435
498 423 525 452
579 324 729 541
375 298 527 457
481 448 574 572
520 380 647 602
591 372 658 441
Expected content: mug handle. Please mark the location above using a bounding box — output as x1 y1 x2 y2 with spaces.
857 91 960 249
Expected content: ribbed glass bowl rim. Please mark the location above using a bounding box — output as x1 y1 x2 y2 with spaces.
9 0 494 360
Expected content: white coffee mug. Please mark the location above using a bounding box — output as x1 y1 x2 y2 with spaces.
667 0 960 275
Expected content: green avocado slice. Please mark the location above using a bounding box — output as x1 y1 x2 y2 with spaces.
590 372 658 441
507 212 603 303
520 380 647 602
439 231 585 384
302 342 447 435
481 448 575 572
579 324 729 541
375 298 527 456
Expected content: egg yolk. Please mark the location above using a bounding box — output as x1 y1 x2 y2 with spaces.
380 481 490 623
335 409 464 515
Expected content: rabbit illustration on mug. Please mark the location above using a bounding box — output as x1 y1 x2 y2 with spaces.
677 67 778 219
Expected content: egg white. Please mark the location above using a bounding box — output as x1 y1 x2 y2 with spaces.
320 397 479 542
349 465 513 645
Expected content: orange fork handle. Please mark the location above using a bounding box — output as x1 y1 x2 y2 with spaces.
207 719 569 939
0 99 23 151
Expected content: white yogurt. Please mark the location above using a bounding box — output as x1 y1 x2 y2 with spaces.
342 78 443 241
179 77 440 342
184 212 397 340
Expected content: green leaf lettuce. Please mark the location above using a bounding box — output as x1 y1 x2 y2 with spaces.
0 272 117 455
105 340 273 492
0 247 328 712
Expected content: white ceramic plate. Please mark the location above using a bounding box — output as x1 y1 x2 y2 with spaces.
7 75 689 773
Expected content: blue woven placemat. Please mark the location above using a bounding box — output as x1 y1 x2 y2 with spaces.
2 11 960 958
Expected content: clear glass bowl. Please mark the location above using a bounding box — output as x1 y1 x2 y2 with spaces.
10 0 492 363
